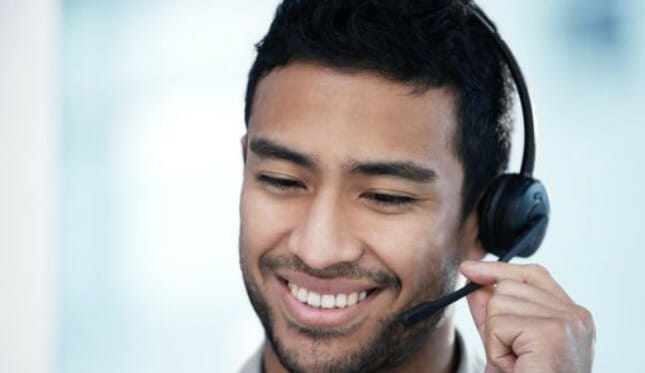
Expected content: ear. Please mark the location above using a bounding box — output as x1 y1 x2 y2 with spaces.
241 133 248 163
460 210 486 261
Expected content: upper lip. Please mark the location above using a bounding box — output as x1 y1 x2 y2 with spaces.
277 271 379 295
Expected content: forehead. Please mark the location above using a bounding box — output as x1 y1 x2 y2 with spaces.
249 61 460 168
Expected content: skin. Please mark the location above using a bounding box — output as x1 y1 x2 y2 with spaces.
239 61 595 373
461 261 595 373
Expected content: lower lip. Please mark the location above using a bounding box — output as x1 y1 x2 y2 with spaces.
275 277 378 329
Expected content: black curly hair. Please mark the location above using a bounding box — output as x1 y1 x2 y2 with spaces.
244 0 513 219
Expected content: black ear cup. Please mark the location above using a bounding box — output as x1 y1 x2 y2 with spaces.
399 3 551 327
478 174 550 258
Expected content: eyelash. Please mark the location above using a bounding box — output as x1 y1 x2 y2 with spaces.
361 192 415 206
257 174 305 190
257 174 417 207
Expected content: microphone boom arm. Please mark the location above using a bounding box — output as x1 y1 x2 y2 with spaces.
399 216 549 326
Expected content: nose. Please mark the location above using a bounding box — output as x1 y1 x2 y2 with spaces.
287 188 364 269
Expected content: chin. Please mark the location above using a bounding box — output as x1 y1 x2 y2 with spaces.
264 298 439 373
268 318 388 373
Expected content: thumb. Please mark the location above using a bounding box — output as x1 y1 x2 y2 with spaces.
484 363 503 373
465 284 493 337
461 262 494 337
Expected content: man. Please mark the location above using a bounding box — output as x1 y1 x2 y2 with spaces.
238 1 595 372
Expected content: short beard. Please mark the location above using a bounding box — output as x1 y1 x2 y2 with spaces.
240 253 461 373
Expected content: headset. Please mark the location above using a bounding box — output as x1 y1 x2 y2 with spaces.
399 2 551 326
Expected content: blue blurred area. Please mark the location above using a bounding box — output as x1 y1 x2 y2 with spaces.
562 0 626 50
60 1 645 372
60 1 274 371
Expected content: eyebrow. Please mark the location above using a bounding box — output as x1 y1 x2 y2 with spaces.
249 138 316 169
351 161 437 183
249 137 437 183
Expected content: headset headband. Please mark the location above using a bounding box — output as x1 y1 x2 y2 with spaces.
467 4 536 176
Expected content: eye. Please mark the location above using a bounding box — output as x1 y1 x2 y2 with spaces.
256 174 306 191
362 192 416 207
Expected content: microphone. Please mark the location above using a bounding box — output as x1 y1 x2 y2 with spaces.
399 216 549 326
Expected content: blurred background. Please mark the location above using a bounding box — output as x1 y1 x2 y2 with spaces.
1 0 644 372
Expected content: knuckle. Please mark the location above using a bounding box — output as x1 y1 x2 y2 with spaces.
541 305 596 346
577 306 594 327
526 263 551 279
571 305 595 333
494 280 513 295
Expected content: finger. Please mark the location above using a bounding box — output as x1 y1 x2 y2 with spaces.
467 280 571 348
486 293 561 319
484 314 533 373
486 339 516 373
494 280 572 311
471 290 566 353
466 284 495 337
484 363 505 373
460 261 572 304
484 314 568 372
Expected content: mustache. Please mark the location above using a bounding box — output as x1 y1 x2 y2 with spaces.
260 254 401 291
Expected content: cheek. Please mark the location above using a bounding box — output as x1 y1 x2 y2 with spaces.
239 182 300 262
354 207 459 298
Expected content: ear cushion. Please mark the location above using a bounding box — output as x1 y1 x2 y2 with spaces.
478 174 550 257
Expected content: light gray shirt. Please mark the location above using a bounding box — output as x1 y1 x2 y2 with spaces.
239 330 485 373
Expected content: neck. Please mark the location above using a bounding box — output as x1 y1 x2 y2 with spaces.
262 315 459 373
385 318 459 373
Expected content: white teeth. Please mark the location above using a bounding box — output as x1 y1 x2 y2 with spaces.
335 293 347 308
297 287 308 302
347 292 358 306
288 281 370 309
307 292 321 308
321 294 335 309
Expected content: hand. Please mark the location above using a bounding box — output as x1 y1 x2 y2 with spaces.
460 261 595 373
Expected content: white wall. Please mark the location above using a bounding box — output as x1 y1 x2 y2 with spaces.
0 0 58 372
58 1 645 371
1 0 643 372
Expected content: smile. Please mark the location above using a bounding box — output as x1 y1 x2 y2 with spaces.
288 281 369 309
274 273 382 328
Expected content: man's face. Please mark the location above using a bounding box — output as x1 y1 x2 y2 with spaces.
239 62 477 373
